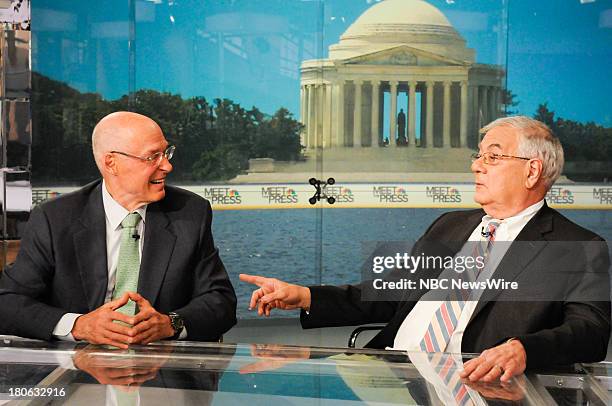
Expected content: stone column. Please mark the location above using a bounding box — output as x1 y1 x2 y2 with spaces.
302 85 309 149
495 87 502 119
300 86 305 122
489 87 494 121
471 84 480 142
480 86 488 129
371 81 380 148
353 80 362 148
324 83 332 148
389 81 398 147
334 81 345 147
307 84 315 148
426 81 434 148
317 83 325 148
300 86 306 148
408 80 417 146
460 81 469 148
443 81 451 148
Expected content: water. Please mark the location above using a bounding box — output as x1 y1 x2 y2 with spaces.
213 208 612 318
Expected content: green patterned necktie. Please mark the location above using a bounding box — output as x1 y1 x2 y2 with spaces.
112 212 142 316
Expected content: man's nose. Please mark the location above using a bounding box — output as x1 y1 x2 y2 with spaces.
471 156 485 174
159 155 173 172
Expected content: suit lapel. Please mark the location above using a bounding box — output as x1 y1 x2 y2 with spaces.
447 210 486 243
468 203 553 323
73 182 109 311
138 202 176 306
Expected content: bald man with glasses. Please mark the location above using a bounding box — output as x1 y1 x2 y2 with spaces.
0 112 237 347
241 116 610 382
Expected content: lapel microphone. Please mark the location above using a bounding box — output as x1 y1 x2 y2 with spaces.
480 227 492 238
132 233 140 240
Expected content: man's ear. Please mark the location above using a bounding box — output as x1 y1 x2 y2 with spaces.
104 153 119 176
525 159 543 189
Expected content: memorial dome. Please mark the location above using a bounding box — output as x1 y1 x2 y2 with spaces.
344 0 452 37
328 0 473 62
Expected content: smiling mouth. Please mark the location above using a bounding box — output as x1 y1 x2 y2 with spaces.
150 178 165 185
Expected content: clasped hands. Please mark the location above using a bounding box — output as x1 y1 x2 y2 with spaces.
71 292 174 349
73 345 173 390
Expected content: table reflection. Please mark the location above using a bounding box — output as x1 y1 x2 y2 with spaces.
0 338 607 405
240 343 527 405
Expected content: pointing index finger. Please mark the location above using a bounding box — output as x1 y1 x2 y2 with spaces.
240 273 267 287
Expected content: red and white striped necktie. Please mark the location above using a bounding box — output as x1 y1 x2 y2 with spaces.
420 221 500 353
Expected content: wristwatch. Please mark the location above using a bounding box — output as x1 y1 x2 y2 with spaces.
168 312 184 339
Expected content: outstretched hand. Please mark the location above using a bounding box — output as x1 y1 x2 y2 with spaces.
240 344 311 374
239 274 311 316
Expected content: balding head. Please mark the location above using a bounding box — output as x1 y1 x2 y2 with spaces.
92 111 163 174
91 111 172 211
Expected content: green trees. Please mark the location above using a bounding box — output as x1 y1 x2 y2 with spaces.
31 74 304 183
534 104 612 181
534 103 612 162
30 73 611 183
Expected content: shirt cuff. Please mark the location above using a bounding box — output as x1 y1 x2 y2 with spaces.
178 327 187 340
52 313 82 341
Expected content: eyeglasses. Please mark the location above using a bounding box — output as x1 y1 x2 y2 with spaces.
110 145 175 166
471 151 530 166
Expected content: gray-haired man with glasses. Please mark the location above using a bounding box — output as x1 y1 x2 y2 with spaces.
241 116 610 383
0 111 237 348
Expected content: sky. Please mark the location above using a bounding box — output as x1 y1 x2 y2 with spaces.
32 0 612 126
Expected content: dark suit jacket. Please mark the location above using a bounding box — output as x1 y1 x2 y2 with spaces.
0 180 237 341
301 203 611 369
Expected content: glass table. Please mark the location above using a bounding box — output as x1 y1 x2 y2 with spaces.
0 336 608 405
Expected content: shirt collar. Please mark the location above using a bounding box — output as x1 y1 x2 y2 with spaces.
102 180 147 231
481 199 545 227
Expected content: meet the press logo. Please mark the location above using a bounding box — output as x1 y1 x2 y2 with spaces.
372 186 409 203
261 187 298 204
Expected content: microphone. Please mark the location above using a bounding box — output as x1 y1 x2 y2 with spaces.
132 233 140 240
481 227 491 238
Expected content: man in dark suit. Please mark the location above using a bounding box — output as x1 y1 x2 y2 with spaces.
240 116 610 382
0 112 237 347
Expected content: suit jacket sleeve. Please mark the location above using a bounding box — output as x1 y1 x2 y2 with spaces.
301 284 398 329
0 206 67 339
514 237 611 368
172 201 237 341
301 212 456 329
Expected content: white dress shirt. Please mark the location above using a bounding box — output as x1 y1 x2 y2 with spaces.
391 199 545 353
52 181 146 339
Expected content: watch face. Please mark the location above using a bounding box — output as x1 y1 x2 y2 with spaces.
170 312 184 331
